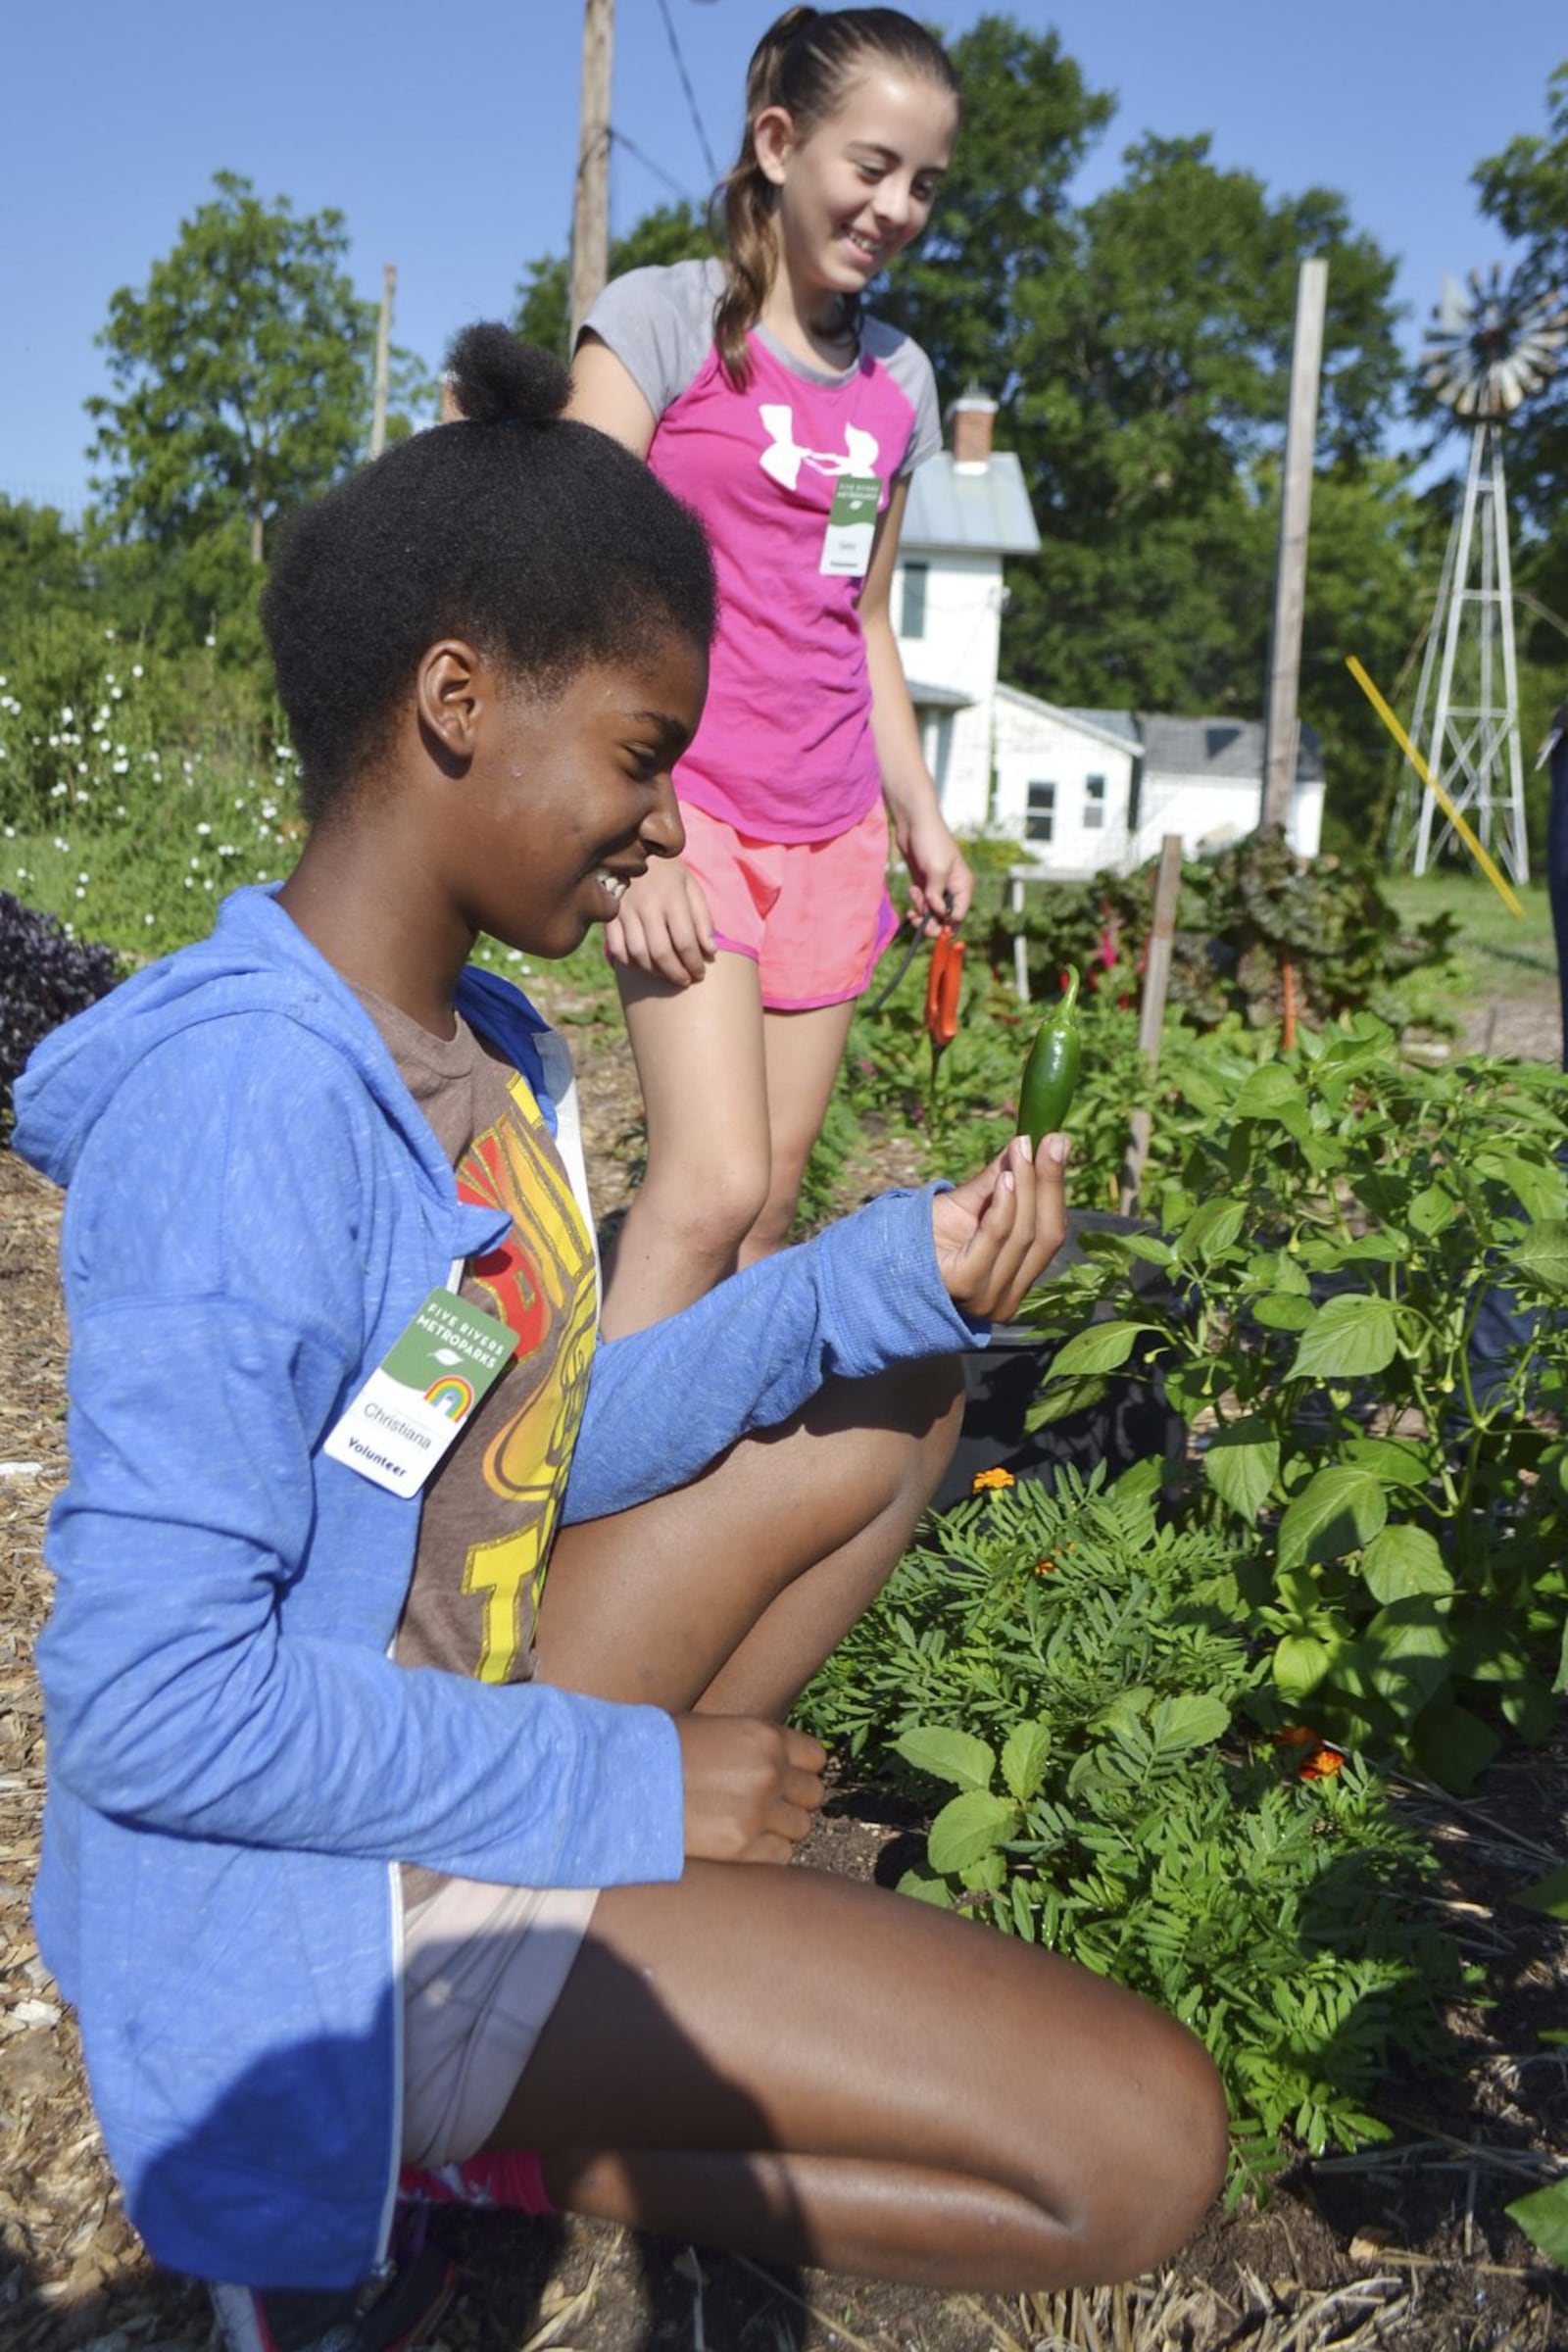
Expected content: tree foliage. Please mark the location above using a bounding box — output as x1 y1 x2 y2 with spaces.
1471 60 1568 633
87 172 429 569
515 201 718 361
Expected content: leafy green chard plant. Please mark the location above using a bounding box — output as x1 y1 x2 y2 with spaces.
799 1468 1471 2190
1020 1013 1568 1786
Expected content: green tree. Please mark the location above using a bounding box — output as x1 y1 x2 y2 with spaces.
88 172 430 570
0 498 96 642
515 200 717 361
1471 61 1568 644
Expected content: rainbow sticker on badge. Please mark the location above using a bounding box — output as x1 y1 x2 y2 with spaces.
425 1374 475 1421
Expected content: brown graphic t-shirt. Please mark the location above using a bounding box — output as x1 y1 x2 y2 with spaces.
355 989 599 1905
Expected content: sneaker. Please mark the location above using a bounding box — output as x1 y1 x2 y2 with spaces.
211 2236 455 2352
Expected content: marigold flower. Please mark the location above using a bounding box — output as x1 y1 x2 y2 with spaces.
970 1466 1016 1493
1274 1725 1319 1748
1299 1746 1345 1781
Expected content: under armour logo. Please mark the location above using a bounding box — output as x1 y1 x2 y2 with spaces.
758 404 880 491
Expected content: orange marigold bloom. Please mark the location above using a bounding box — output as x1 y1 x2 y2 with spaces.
1274 1725 1319 1748
1299 1746 1345 1780
970 1466 1017 1492
1033 1559 1054 1577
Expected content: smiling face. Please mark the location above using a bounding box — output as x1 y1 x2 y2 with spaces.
756 68 958 306
452 631 708 961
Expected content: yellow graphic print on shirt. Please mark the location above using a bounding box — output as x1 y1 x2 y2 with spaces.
455 1072 597 1682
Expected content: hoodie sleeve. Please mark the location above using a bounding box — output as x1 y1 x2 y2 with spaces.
38 1023 683 1889
564 1185 983 1524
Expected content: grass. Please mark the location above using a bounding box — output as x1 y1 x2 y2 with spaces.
1383 866 1559 1005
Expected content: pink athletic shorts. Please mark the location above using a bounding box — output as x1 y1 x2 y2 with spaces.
678 798 899 1011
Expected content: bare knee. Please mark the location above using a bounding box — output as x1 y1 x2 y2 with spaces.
635 1150 772 1273
1038 2005 1229 2281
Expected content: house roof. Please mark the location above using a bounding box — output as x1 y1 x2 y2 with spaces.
904 678 975 710
993 683 1138 758
1062 708 1141 749
1139 714 1324 784
900 451 1041 556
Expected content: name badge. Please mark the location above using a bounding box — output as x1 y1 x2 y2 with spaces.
819 473 881 577
323 1287 514 1497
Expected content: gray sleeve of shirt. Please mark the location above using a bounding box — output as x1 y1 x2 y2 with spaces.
578 257 723 421
862 318 943 475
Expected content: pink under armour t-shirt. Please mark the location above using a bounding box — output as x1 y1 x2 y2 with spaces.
583 259 942 844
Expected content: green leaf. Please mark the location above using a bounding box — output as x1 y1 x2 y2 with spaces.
1364 1597 1453 1714
1342 1434 1433 1489
1276 1465 1388 1572
1045 1321 1159 1379
1147 1692 1230 1752
1360 1524 1454 1604
1288 1295 1400 1381
1474 1151 1567 1224
1514 1865 1568 1920
928 1789 1018 1875
1506 1219 1568 1298
1176 1199 1246 1263
1272 1633 1333 1701
1251 1292 1317 1332
894 1726 994 1791
1235 1064 1305 1120
896 1868 955 1909
1203 1416 1280 1522
1505 2177 1568 2267
1001 1720 1052 1802
1408 1183 1459 1236
1410 1701 1500 1794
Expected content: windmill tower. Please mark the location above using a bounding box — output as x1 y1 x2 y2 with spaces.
1400 267 1567 883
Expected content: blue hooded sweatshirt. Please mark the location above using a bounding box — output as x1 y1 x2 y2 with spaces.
12 886 980 2290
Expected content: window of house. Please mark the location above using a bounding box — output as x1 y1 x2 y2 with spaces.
900 561 929 640
1026 779 1055 843
1084 772 1106 830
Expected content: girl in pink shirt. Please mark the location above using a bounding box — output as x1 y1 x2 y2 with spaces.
573 5 975 1335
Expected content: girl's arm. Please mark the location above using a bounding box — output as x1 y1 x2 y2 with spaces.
858 478 974 924
567 332 659 456
566 331 715 985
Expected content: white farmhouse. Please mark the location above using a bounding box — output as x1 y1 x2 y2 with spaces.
893 397 1327 874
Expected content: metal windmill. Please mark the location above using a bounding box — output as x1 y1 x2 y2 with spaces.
1400 265 1567 883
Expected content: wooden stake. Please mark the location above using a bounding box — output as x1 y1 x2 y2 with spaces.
1120 835 1184 1214
1261 258 1328 834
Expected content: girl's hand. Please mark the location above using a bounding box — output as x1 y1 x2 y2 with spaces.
932 1134 1069 1322
674 1715 827 1864
606 859 716 987
897 811 974 925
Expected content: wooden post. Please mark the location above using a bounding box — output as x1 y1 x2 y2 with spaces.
569 0 614 349
1260 258 1328 834
1119 834 1184 1214
370 265 396 462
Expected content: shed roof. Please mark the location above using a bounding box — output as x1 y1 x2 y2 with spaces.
1140 714 1323 784
900 451 1041 556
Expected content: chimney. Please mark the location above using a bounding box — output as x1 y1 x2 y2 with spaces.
950 383 997 470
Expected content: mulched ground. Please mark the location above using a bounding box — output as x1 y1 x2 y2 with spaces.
2 968 1565 2352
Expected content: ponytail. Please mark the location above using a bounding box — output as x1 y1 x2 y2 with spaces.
710 6 959 387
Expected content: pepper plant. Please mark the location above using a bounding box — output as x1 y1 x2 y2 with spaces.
1018 1013 1568 1785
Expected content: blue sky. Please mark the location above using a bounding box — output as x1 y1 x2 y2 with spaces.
6 0 1564 514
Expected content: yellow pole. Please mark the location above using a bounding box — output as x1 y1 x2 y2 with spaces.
1346 655 1524 917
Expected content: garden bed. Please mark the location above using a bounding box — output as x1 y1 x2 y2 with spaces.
2 953 1565 2352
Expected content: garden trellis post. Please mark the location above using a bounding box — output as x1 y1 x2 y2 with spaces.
1119 833 1184 1213
370 266 395 462
1261 258 1328 834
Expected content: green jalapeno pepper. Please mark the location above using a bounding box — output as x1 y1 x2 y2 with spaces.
1017 964 1081 1145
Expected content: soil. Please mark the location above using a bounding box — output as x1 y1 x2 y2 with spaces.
2 970 1565 2352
